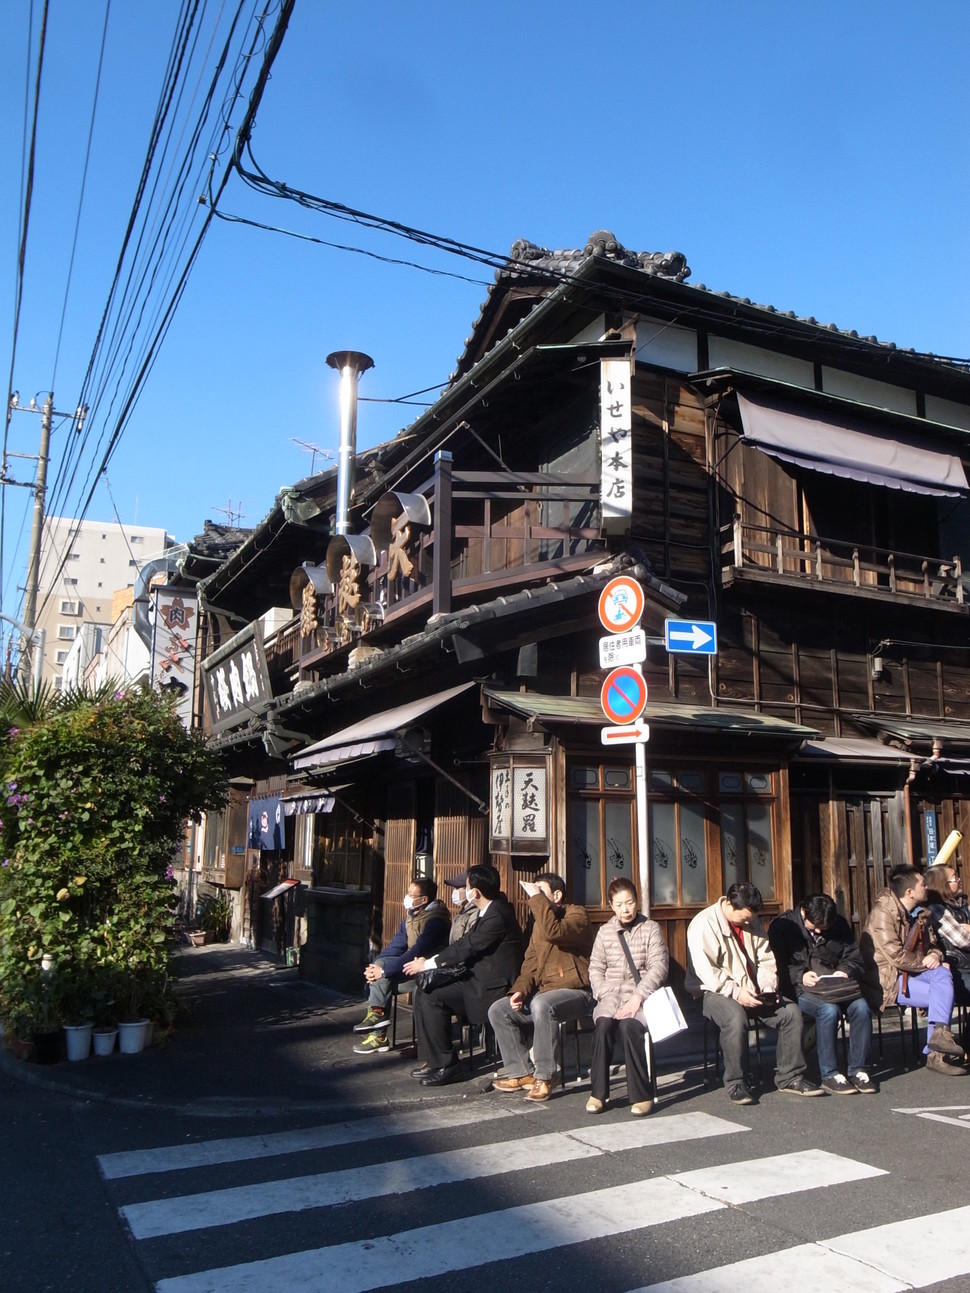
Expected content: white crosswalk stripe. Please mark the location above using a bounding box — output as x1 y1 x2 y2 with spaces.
120 1111 745 1238
636 1204 970 1291
96 1104 966 1293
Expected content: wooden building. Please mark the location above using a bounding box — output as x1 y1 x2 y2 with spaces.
197 230 970 991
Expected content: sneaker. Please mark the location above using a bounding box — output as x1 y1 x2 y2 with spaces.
927 1026 966 1061
353 1031 390 1055
727 1080 755 1105
820 1073 857 1095
353 1009 389 1033
777 1075 824 1096
850 1070 877 1094
926 1050 969 1076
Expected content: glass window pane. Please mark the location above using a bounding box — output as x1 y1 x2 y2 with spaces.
747 802 775 898
719 771 744 794
605 800 633 884
680 801 708 904
570 800 602 906
746 773 771 794
571 766 598 788
604 767 631 790
678 770 704 792
721 804 745 890
650 770 673 791
649 801 678 905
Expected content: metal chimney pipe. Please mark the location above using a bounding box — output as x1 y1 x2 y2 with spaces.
326 350 374 536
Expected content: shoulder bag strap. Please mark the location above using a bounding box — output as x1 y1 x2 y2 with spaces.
617 927 641 984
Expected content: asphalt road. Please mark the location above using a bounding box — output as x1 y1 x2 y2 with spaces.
3 947 970 1291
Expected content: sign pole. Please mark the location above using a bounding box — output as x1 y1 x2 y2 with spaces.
635 738 649 916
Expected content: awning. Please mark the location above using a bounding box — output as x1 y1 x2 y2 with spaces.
737 391 968 497
854 714 970 754
282 794 334 816
262 879 301 900
292 681 476 772
483 688 816 738
795 737 913 764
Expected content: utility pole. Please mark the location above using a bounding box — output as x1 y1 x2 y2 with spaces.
4 391 87 682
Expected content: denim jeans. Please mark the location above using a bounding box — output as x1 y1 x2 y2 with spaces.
487 988 593 1081
797 993 872 1077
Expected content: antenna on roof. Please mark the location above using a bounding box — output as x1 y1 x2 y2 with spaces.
210 499 248 527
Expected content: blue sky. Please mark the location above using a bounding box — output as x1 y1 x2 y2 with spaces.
2 0 968 631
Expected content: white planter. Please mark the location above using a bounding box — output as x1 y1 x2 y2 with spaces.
118 1019 149 1054
92 1028 118 1057
63 1023 93 1062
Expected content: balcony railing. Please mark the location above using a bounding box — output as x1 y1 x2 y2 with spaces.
721 516 964 605
300 459 604 671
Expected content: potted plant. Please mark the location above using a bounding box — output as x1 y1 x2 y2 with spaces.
60 960 95 1061
196 892 232 943
90 965 120 1056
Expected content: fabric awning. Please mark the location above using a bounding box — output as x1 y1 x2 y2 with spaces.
292 681 476 772
737 391 968 497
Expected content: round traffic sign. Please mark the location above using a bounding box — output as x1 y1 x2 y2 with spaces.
598 575 645 633
600 666 648 725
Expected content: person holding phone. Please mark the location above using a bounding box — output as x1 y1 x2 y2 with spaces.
686 882 822 1105
768 893 875 1095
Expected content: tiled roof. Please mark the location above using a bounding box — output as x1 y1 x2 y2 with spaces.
452 229 969 383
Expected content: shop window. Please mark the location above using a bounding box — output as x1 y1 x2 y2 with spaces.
649 767 777 906
649 769 708 906
719 771 776 898
567 762 635 907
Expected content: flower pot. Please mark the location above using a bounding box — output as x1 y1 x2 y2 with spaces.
63 1023 94 1062
186 931 206 946
118 1019 150 1054
31 1027 62 1064
92 1027 118 1057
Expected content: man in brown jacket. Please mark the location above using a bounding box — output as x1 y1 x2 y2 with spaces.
488 873 594 1102
861 865 967 1075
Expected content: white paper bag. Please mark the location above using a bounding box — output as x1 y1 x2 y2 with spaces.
641 985 688 1043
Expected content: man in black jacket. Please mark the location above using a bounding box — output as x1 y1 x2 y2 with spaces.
404 864 523 1086
768 893 876 1095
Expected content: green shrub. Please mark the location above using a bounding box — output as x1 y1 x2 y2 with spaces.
0 684 226 1033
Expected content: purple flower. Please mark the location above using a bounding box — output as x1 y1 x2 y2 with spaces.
2 859 8 867
8 727 18 736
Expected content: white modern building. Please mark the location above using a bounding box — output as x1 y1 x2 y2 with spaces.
33 516 172 688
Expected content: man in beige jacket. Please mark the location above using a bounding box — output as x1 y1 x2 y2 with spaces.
687 881 821 1104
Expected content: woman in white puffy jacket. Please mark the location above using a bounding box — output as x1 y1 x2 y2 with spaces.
587 876 669 1116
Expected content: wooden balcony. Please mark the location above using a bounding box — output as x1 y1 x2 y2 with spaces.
721 515 966 611
299 460 605 674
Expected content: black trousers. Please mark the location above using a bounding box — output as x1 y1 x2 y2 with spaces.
414 980 474 1069
590 1015 651 1103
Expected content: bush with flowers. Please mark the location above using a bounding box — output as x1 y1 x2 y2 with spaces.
0 682 227 1037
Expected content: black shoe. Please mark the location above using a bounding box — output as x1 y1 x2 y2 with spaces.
420 1063 463 1087
410 1063 432 1079
727 1080 755 1105
778 1075 824 1096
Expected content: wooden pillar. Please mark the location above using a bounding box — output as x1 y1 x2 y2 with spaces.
432 450 453 616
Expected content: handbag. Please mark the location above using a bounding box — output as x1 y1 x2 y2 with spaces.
801 948 861 1005
415 963 468 991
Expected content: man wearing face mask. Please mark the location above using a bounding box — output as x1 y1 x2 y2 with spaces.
404 864 523 1085
353 876 450 1054
446 871 480 944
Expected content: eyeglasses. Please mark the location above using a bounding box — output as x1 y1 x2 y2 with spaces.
948 877 962 886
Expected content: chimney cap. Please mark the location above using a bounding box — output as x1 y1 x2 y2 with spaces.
326 350 374 374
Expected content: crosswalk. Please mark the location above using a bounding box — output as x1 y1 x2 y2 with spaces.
97 1102 970 1292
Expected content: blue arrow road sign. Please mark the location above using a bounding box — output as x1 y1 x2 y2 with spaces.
664 618 718 654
